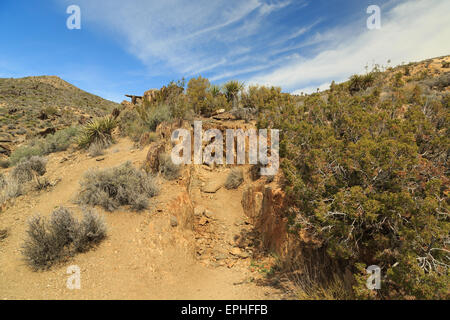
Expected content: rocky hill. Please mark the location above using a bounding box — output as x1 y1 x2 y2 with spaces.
0 76 118 159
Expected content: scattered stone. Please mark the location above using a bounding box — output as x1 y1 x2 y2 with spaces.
230 247 242 256
38 127 56 137
199 217 209 226
0 229 8 241
0 144 11 156
213 112 236 121
230 247 250 259
194 206 205 216
212 108 226 116
96 157 105 162
170 215 178 227
201 180 223 193
203 209 214 218
215 253 228 261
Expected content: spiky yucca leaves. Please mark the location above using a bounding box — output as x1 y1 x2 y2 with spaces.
224 80 244 106
348 73 376 94
209 84 222 97
77 116 117 148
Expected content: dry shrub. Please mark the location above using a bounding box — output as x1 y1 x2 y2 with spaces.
22 207 106 270
0 175 22 204
158 153 181 180
11 156 47 183
88 142 105 157
76 161 159 211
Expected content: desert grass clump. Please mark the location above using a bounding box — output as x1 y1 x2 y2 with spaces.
8 127 79 166
76 161 159 211
72 209 107 253
22 215 64 270
22 207 107 270
8 145 43 167
77 116 117 148
158 153 181 180
88 142 105 157
41 126 79 154
0 173 6 189
11 156 47 183
0 176 22 204
225 168 244 189
145 104 173 131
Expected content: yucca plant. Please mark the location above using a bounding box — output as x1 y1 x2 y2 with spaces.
77 116 117 148
224 80 244 108
209 84 222 97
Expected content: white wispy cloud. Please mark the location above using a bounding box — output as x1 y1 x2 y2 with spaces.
55 0 449 92
249 0 450 93
56 0 309 78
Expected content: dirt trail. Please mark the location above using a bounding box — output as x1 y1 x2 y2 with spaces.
0 138 284 300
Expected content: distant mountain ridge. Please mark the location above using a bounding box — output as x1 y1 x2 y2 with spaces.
0 75 119 159
0 75 118 113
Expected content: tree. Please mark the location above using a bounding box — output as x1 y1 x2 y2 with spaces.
187 76 210 115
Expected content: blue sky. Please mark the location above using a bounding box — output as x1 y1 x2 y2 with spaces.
1 0 449 102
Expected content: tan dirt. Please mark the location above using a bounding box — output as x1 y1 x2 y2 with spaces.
0 138 284 300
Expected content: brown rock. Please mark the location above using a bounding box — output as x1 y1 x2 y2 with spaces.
143 141 165 174
38 127 56 137
143 89 159 105
199 217 209 226
201 180 223 193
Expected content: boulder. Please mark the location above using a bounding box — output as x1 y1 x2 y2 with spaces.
143 89 159 105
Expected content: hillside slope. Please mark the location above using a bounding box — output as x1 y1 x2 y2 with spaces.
0 76 118 156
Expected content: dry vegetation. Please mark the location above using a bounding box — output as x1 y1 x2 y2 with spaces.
1 55 448 300
22 207 107 270
76 161 159 211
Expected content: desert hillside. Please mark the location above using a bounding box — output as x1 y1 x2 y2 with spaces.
0 76 118 163
0 55 449 300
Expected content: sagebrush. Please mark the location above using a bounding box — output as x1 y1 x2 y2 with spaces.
76 161 159 211
158 153 181 180
22 207 107 270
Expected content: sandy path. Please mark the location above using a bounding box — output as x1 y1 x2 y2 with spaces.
0 138 283 300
